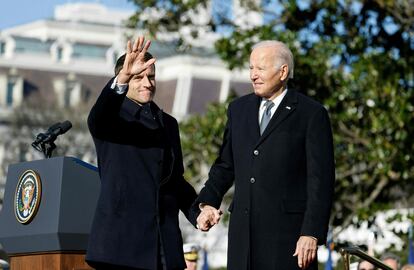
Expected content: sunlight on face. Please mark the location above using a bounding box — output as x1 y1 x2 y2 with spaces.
126 65 156 104
249 46 288 99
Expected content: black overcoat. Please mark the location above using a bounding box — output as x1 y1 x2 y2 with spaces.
86 79 197 269
197 90 335 270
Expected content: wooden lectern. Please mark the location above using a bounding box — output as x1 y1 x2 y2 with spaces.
0 157 100 270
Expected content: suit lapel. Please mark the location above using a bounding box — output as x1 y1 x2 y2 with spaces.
245 94 262 142
255 89 298 147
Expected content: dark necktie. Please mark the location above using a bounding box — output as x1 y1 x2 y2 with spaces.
260 100 274 135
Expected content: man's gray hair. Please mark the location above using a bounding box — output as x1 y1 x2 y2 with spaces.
380 253 400 267
252 40 294 79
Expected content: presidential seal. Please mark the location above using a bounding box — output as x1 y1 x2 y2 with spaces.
14 170 42 224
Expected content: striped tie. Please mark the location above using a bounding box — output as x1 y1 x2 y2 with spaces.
260 100 274 135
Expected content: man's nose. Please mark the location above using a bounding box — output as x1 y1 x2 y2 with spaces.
250 70 258 80
143 75 152 87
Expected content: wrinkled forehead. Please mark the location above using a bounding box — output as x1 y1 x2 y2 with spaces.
250 46 277 64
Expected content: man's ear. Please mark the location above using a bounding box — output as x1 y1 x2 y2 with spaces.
280 64 289 81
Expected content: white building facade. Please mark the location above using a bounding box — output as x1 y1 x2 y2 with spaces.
0 2 251 120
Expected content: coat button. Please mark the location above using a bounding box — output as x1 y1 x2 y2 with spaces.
250 177 255 183
244 208 249 214
253 149 259 156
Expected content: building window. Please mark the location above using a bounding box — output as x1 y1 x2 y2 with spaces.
6 80 15 106
154 80 177 113
0 41 5 55
188 78 221 114
57 47 63 61
72 43 108 59
14 37 52 54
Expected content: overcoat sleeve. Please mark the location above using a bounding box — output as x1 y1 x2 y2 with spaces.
87 78 126 139
301 106 335 244
172 121 198 227
195 103 235 209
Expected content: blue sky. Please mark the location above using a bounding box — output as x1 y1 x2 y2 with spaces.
0 0 135 30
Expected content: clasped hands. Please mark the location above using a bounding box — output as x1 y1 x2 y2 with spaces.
196 205 222 231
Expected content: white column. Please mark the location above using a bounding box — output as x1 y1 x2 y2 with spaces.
172 72 192 121
0 75 7 106
12 77 24 107
53 78 66 107
219 72 231 102
69 82 82 107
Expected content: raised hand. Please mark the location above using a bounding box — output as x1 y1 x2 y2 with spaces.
118 36 156 84
196 205 222 232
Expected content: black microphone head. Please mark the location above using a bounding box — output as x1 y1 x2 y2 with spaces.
59 120 72 134
47 122 62 132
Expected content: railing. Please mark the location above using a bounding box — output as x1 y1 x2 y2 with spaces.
340 246 392 270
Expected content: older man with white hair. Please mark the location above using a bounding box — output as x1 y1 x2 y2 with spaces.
194 40 335 270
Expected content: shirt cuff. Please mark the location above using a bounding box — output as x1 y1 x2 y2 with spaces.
110 76 128 94
199 203 206 210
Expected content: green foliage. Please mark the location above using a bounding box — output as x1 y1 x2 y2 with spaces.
179 99 230 186
129 0 414 234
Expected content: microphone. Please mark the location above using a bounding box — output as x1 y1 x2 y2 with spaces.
32 121 72 145
31 121 72 158
32 122 62 145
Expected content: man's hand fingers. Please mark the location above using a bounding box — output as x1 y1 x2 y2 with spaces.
126 40 132 54
197 212 214 232
138 36 144 51
144 58 156 69
310 248 316 263
301 248 312 269
202 206 222 225
303 248 315 269
198 220 210 231
204 210 218 225
197 205 222 230
142 40 151 54
199 221 211 231
294 236 317 269
297 248 303 269
293 246 298 257
132 36 139 52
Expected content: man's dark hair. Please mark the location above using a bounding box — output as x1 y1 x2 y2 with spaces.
114 52 154 76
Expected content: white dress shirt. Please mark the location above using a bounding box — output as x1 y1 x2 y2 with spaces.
258 88 288 124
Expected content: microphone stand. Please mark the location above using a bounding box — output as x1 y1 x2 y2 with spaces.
31 138 56 159
40 141 56 159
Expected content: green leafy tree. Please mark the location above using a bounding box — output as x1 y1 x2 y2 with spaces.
180 99 229 186
129 0 414 236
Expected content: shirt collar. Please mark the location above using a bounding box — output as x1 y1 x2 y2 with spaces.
121 97 143 117
260 88 288 109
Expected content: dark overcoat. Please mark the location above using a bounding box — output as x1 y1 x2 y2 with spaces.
86 79 197 269
197 90 335 270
